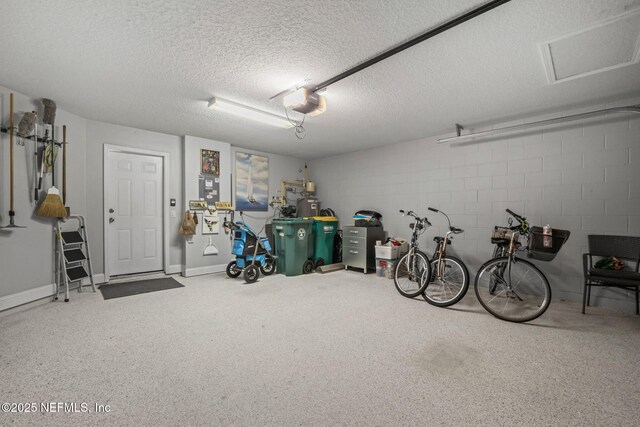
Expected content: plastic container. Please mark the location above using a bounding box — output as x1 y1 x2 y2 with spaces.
272 218 314 276
384 259 398 279
309 216 338 267
375 258 398 279
376 259 388 277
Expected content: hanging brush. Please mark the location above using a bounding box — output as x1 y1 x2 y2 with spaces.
36 99 67 219
17 111 37 138
42 99 56 125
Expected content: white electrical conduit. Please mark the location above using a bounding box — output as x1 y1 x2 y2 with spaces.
437 105 640 144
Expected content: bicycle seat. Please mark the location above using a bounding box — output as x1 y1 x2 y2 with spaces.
450 227 464 234
433 236 451 245
491 237 510 245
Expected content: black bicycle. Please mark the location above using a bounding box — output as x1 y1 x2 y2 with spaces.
421 207 469 307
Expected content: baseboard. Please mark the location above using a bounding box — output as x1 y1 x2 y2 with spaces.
183 264 226 277
166 264 182 275
81 274 106 286
0 284 56 312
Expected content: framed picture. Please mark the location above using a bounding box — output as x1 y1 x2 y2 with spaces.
201 149 220 176
202 213 219 235
235 152 268 212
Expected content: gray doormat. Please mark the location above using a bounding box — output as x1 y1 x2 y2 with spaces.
100 277 184 300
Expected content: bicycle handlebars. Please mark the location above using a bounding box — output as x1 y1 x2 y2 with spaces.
505 209 529 234
399 210 432 226
506 208 526 222
428 207 439 213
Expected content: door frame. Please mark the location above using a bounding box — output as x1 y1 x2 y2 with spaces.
103 144 170 282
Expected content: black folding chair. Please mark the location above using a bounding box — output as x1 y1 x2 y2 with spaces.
583 235 640 315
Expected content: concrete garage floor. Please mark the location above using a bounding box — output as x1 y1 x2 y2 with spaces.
1 270 639 426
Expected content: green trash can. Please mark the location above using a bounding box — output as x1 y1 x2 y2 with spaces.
310 216 338 268
272 218 314 276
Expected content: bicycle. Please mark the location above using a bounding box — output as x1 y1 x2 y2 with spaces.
421 207 469 307
394 210 432 298
474 209 566 322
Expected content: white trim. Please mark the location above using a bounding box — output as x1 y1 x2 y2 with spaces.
103 144 170 282
183 264 226 277
82 274 106 286
540 8 640 84
0 284 56 312
167 264 182 275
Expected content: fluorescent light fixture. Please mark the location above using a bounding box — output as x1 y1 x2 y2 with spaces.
208 97 294 128
283 88 326 116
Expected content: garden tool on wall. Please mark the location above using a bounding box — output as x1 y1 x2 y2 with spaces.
1 93 27 229
36 99 67 218
203 236 218 255
62 125 70 216
17 111 37 139
32 122 39 202
15 111 39 201
42 98 56 125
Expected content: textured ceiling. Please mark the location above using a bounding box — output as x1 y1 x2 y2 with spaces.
2 0 640 159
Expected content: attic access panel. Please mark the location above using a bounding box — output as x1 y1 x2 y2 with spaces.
540 8 640 84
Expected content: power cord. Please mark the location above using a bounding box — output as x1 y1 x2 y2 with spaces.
284 107 306 140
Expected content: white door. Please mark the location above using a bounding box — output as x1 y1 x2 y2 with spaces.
107 151 163 276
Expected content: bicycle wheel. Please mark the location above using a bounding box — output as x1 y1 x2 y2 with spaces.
422 256 469 307
474 256 551 322
394 250 431 298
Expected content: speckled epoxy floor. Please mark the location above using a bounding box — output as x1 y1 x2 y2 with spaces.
1 271 639 426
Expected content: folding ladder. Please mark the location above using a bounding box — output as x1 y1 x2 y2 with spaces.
55 215 96 302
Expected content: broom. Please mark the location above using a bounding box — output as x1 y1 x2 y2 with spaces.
36 99 67 218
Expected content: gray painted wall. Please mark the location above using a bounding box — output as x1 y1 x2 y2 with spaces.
183 135 232 275
181 139 304 275
310 98 640 312
85 120 185 274
0 86 86 303
1 86 304 309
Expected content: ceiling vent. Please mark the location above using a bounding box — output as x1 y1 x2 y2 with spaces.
540 8 640 84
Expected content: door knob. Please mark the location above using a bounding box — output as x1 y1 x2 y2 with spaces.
109 208 114 213
109 218 115 223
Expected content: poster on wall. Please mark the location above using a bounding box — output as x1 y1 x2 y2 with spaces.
199 175 220 207
235 152 268 212
201 149 220 176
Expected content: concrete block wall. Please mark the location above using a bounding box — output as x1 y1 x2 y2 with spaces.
311 99 640 312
